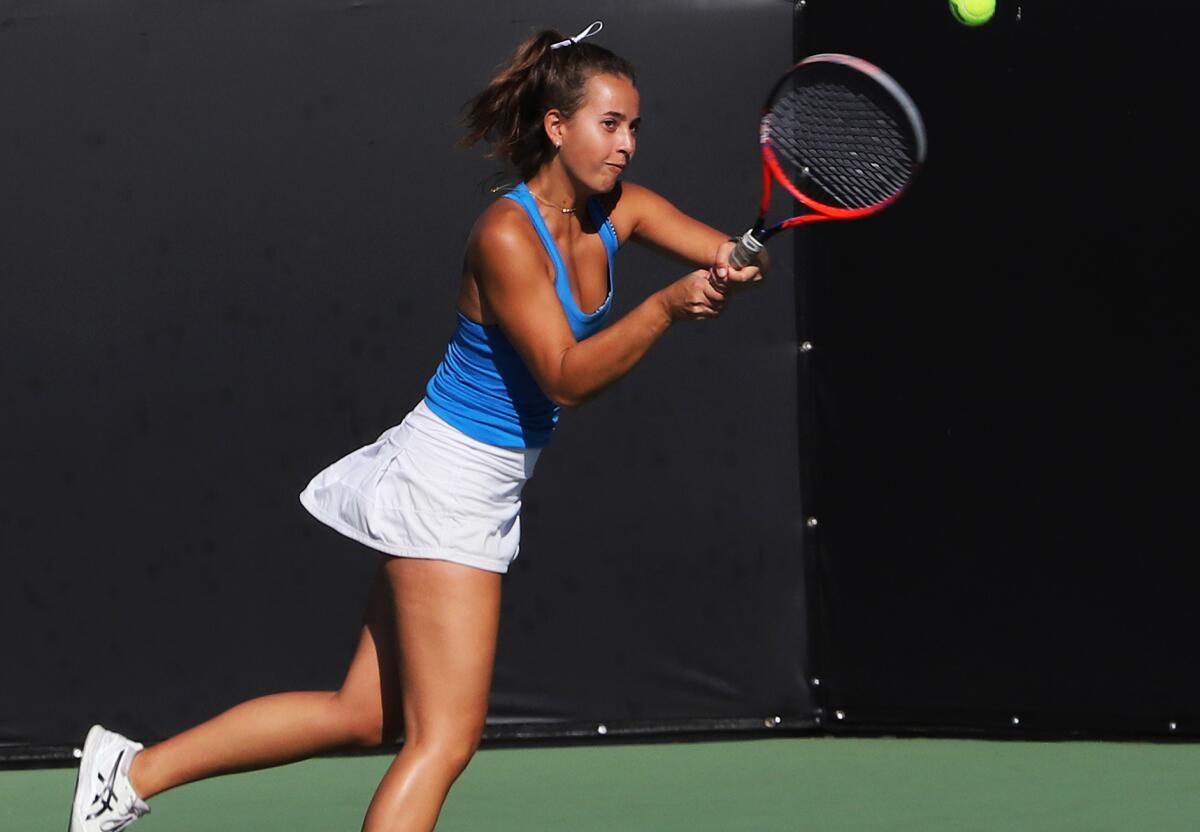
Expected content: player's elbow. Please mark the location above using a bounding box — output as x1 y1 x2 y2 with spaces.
543 372 597 408
544 350 582 408
546 387 586 409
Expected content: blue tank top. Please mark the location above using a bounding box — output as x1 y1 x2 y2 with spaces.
424 182 619 448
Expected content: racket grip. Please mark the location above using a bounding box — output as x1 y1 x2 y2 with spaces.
728 229 765 270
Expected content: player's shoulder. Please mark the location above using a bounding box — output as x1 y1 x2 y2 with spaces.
607 180 674 217
602 180 673 238
467 195 545 279
612 180 654 201
469 196 537 254
603 180 654 214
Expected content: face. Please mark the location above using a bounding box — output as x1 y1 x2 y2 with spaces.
551 73 640 192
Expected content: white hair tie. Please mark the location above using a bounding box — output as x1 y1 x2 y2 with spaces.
550 21 603 50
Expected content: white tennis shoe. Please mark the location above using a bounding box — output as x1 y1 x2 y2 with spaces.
68 724 151 832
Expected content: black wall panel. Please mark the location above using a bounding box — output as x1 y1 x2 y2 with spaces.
1 0 807 753
796 0 1200 735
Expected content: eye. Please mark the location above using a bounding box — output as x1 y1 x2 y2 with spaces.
602 119 617 129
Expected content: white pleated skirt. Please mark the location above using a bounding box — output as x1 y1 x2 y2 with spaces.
299 399 542 574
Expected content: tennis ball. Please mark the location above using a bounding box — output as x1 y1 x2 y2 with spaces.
949 0 995 26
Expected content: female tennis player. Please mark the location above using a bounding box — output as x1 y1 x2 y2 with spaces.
69 21 764 832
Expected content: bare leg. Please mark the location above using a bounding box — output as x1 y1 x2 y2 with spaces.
128 562 403 800
360 556 502 832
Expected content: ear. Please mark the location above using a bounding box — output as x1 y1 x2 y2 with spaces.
543 108 566 147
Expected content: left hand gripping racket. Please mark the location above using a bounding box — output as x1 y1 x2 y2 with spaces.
729 53 927 269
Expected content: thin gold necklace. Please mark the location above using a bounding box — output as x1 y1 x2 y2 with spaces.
527 186 577 214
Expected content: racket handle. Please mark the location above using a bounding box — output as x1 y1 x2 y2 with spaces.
729 229 765 270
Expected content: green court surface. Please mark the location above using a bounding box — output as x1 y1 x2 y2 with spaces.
7 736 1199 830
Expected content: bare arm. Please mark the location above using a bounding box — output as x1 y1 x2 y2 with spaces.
620 182 730 267
617 181 769 287
472 209 726 408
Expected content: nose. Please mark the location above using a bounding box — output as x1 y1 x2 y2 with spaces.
616 127 635 159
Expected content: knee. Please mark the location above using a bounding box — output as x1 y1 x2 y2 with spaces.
332 694 392 749
409 732 482 775
350 718 387 749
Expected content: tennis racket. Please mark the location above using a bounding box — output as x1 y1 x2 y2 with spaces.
728 53 927 270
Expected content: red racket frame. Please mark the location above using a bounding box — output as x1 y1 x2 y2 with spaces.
755 53 922 235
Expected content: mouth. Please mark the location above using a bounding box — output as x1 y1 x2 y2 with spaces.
606 163 625 172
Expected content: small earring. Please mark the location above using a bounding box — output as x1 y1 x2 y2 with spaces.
555 141 562 148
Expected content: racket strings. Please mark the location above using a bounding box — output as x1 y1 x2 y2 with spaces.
767 81 917 210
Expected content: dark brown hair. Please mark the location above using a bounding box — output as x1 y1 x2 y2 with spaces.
460 29 637 182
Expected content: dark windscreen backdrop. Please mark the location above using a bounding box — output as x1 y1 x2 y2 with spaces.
797 0 1199 736
0 0 808 753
